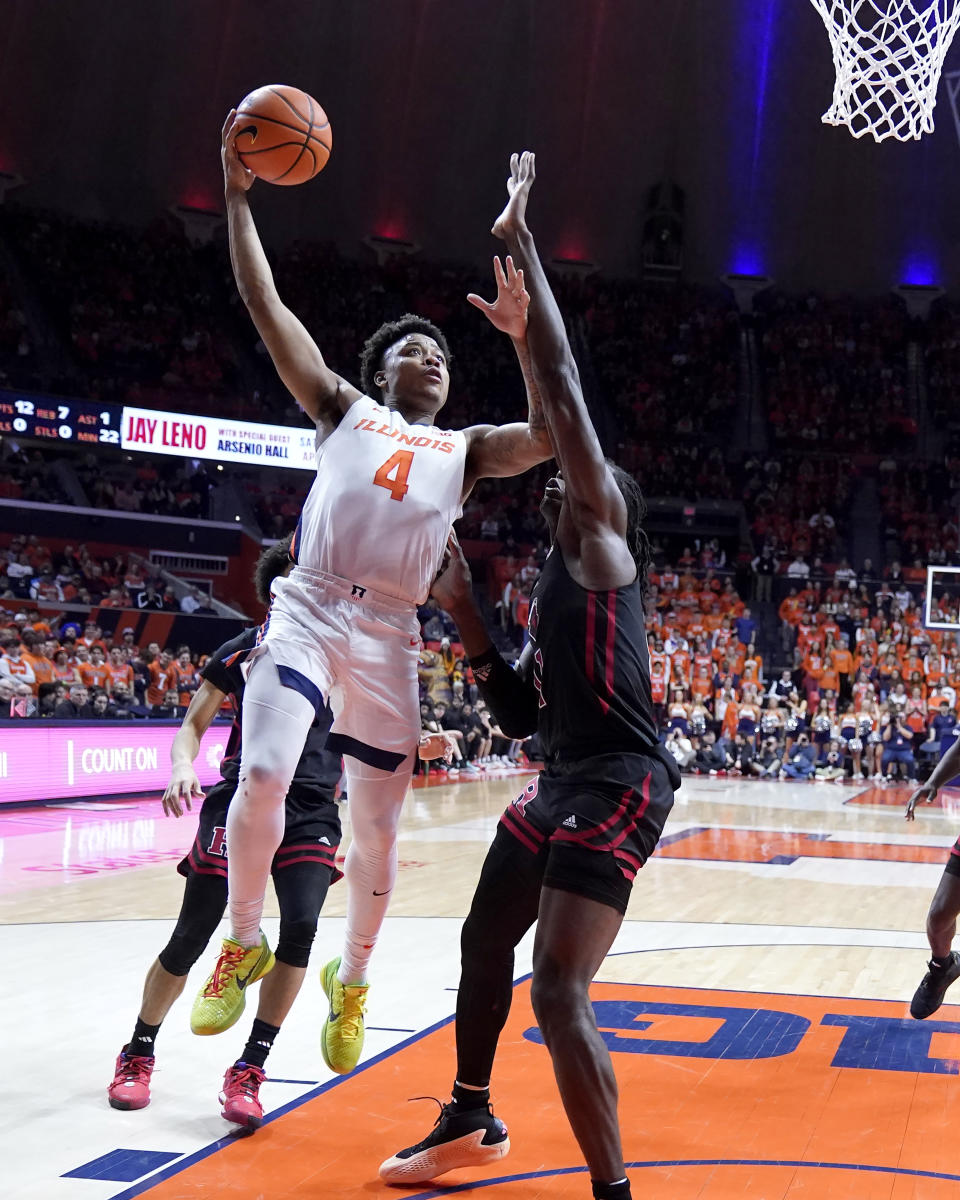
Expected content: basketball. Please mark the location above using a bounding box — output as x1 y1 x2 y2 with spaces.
234 85 331 186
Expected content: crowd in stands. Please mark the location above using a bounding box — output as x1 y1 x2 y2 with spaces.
0 534 215 614
657 560 960 785
757 291 914 452
2 207 241 410
0 611 208 721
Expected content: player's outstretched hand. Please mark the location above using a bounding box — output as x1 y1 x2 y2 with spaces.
467 255 529 338
418 731 459 763
905 783 937 821
221 109 256 194
431 531 473 612
492 151 536 240
162 765 206 818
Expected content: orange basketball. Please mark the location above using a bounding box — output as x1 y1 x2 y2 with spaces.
234 85 331 186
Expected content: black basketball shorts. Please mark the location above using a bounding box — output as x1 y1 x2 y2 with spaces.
945 836 960 878
497 749 679 914
178 779 343 883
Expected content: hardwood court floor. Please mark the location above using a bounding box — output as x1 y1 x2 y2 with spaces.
4 770 960 1198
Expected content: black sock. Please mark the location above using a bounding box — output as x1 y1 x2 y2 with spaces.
241 1018 281 1070
451 1081 490 1110
128 1017 161 1058
591 1179 631 1200
931 954 953 969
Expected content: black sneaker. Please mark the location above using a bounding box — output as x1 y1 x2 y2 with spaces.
378 1099 510 1184
910 951 960 1019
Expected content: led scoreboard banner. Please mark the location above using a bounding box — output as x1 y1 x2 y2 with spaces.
0 394 123 445
0 390 317 470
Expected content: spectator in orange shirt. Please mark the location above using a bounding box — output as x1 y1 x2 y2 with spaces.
78 645 111 691
171 646 199 710
22 632 56 692
106 646 135 691
831 639 853 702
0 637 36 691
146 649 174 708
80 621 109 656
52 649 79 685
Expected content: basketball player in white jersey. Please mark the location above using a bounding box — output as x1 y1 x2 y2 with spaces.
191 111 554 1072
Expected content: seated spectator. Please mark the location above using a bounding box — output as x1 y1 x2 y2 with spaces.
53 683 93 719
814 740 846 782
751 736 783 778
780 732 817 780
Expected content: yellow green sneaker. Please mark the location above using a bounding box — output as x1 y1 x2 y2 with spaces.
320 956 369 1074
190 932 275 1036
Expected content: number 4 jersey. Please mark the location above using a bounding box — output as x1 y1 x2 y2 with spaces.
292 397 467 605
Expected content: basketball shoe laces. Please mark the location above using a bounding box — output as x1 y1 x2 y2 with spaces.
118 1054 153 1084
339 986 368 1040
204 943 248 998
225 1063 264 1099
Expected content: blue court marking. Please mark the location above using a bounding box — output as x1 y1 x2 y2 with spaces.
399 1159 960 1198
64 1149 180 1183
106 1010 456 1200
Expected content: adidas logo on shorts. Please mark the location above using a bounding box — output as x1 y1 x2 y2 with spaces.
561 815 578 829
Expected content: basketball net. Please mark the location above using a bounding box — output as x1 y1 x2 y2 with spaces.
809 0 960 140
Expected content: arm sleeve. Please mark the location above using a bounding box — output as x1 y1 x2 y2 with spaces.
469 645 540 739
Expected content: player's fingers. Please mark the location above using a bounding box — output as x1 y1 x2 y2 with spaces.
466 293 494 313
493 256 507 288
510 151 519 177
221 109 237 139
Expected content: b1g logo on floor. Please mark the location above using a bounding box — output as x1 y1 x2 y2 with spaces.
524 998 960 1075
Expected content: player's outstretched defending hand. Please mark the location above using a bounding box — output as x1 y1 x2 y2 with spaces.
221 109 256 194
491 151 536 241
467 255 530 339
430 531 474 613
905 783 937 821
162 764 206 818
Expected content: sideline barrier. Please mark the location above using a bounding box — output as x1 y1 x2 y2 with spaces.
0 720 229 805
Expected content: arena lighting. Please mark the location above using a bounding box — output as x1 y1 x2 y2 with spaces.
550 256 599 278
363 232 420 265
721 271 773 314
169 203 224 247
894 280 945 319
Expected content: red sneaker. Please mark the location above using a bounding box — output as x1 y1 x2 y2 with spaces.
108 1048 154 1110
220 1061 266 1128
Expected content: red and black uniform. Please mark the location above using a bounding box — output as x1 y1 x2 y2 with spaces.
180 626 342 883
159 627 342 978
472 547 679 915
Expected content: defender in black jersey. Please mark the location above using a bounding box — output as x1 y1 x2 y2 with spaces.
380 154 678 1200
107 539 343 1130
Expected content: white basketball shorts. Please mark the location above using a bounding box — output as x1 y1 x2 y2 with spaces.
247 565 422 772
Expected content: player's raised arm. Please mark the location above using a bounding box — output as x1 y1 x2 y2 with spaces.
221 111 361 431
461 257 553 492
493 152 625 536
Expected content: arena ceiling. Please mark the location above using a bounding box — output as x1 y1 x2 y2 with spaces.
4 0 960 292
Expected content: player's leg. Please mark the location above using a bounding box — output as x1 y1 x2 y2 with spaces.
222 854 338 1127
321 612 421 1072
531 883 630 1197
320 751 412 1073
378 821 545 1184
911 855 960 1019
226 649 317 947
109 870 227 1110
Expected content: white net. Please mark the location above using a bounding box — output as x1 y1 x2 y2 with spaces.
809 0 960 140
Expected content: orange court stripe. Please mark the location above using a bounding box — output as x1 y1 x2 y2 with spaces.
656 825 953 866
128 980 960 1200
